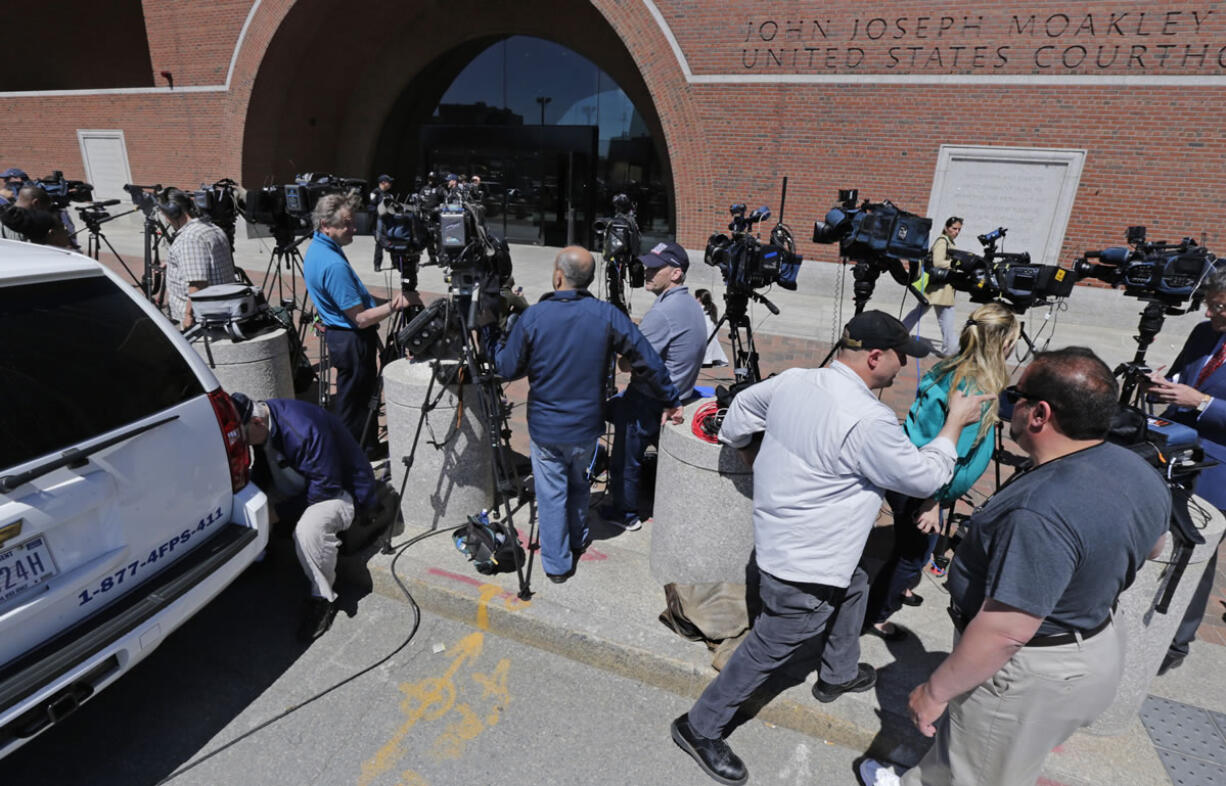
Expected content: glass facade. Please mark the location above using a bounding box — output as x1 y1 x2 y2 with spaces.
420 36 671 247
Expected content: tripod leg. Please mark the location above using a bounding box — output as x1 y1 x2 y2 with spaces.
384 368 441 553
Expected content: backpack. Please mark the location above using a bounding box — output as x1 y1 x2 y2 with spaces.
453 512 524 575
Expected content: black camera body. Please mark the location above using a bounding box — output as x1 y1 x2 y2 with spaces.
928 227 1074 311
33 170 94 209
706 203 801 292
237 173 368 242
811 189 931 264
1073 226 1217 310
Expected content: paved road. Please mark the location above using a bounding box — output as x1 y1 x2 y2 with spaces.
4 537 862 786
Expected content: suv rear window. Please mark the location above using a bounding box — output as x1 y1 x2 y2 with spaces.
0 275 205 470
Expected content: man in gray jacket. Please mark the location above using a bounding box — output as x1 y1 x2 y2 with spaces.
670 311 992 786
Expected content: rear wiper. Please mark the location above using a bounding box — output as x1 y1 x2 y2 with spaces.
1 415 179 493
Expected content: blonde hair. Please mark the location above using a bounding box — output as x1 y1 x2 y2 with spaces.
929 302 1019 443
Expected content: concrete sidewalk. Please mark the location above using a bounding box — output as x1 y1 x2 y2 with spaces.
85 213 1206 372
348 493 1224 786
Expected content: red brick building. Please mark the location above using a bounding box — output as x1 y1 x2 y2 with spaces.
3 0 1225 258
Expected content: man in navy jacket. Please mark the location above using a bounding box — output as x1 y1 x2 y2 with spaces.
493 246 683 582
231 392 379 641
1147 268 1226 674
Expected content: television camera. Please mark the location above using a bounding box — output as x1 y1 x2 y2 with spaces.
703 179 803 384
926 226 1076 312
240 173 368 244
592 192 643 315
32 170 94 209
190 178 241 251
385 183 528 600
1072 226 1219 405
811 188 931 314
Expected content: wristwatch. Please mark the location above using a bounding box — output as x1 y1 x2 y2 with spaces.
1197 394 1213 413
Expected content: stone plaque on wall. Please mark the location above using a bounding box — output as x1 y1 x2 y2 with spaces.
926 145 1085 267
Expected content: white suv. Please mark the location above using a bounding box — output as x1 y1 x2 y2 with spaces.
0 240 268 758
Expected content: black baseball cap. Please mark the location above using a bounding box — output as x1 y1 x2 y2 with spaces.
639 241 690 272
842 310 934 358
377 174 393 183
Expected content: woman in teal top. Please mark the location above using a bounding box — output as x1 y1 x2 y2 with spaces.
864 302 1019 639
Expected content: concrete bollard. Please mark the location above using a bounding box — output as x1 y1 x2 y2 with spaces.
1088 495 1226 736
650 397 755 586
189 327 294 401
383 358 493 532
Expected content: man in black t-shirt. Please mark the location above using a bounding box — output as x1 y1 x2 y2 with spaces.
862 348 1170 786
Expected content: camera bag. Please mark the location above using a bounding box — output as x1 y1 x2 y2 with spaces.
453 513 523 575
190 283 263 325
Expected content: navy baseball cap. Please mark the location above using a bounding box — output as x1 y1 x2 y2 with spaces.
229 392 254 424
639 241 690 272
842 310 934 358
2 168 27 179
377 174 393 183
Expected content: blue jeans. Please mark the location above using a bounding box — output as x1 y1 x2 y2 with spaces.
867 492 939 625
531 439 598 576
608 388 663 517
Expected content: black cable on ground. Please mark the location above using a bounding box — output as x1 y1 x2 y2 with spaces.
157 524 462 784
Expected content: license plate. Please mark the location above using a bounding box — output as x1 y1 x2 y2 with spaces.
0 536 58 604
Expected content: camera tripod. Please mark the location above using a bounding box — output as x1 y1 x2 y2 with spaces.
1116 300 1171 407
388 276 535 600
260 226 312 318
707 288 778 385
75 204 144 289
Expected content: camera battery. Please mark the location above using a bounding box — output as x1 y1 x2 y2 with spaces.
440 209 467 250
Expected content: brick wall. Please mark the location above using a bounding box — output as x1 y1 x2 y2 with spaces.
2 0 1223 270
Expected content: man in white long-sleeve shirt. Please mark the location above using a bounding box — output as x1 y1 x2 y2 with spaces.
671 310 993 786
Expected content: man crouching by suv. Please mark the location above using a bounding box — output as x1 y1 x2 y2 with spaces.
230 392 379 641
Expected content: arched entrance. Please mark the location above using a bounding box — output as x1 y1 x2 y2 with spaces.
239 1 675 248
374 36 672 248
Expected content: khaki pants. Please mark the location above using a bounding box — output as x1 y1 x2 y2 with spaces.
294 492 355 602
903 622 1123 786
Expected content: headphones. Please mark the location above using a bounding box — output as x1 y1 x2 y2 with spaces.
157 188 187 219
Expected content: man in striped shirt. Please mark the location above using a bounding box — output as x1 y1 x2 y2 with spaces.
159 188 236 327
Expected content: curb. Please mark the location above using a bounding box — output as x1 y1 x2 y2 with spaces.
365 554 896 756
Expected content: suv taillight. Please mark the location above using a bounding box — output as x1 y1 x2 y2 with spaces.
208 388 250 492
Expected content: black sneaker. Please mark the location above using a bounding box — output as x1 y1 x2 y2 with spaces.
812 663 877 703
671 713 747 785
298 597 337 642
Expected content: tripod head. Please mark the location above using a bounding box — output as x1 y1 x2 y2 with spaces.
1116 300 1170 406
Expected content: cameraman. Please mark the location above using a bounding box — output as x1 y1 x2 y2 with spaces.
493 246 682 583
0 167 27 205
368 174 394 272
303 193 412 450
229 392 380 642
157 188 236 329
672 311 991 786
0 185 70 247
600 241 708 531
1145 268 1226 675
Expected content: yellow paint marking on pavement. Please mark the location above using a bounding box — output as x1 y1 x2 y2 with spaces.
358 632 513 783
476 584 501 630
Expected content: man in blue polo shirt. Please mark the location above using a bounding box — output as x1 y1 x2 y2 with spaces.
600 241 708 531
303 193 410 450
493 246 683 583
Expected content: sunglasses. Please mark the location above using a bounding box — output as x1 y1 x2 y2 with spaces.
1002 385 1039 405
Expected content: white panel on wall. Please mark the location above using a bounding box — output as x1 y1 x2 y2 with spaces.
77 130 134 201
